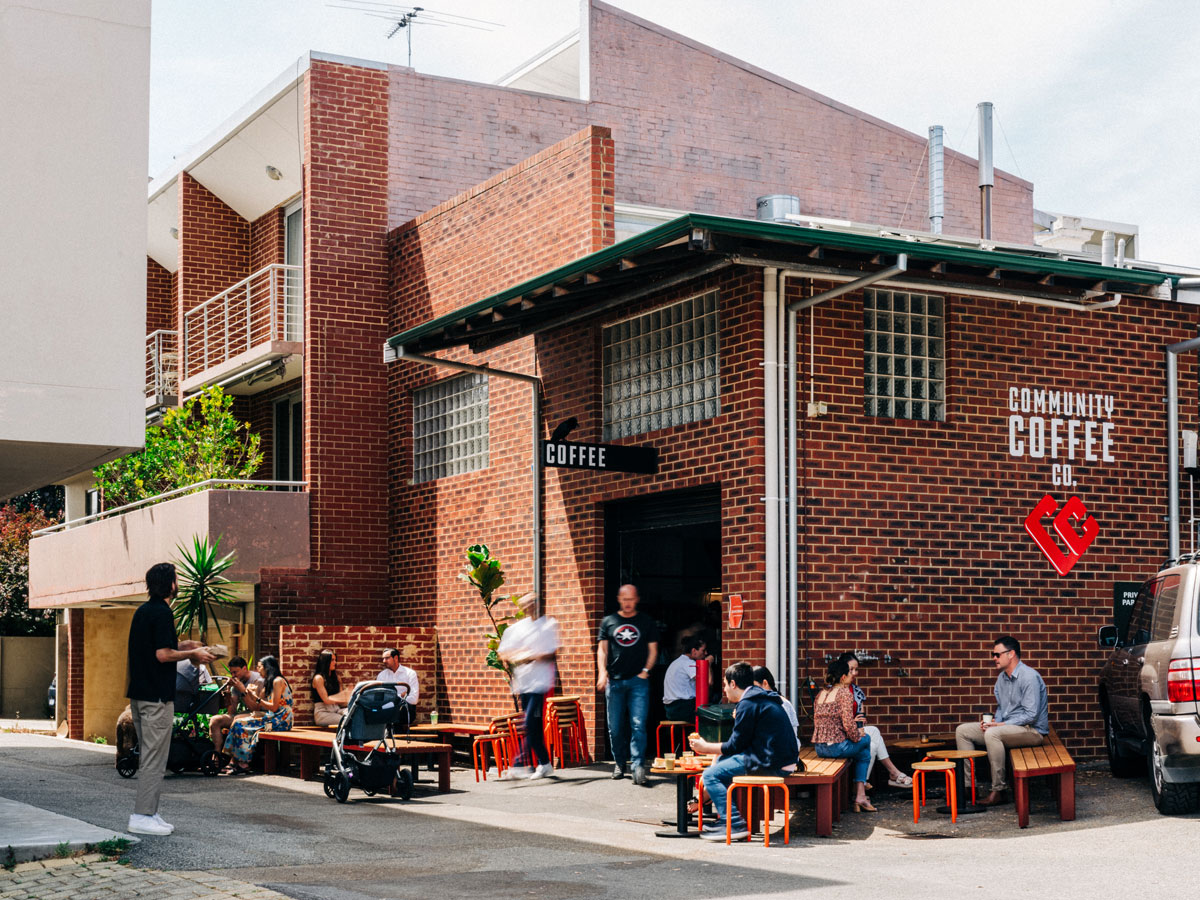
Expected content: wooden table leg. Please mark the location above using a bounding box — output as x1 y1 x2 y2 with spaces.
438 749 450 793
299 746 318 781
263 739 278 775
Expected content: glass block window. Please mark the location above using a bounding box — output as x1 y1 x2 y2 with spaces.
412 373 489 483
602 292 720 440
863 289 945 421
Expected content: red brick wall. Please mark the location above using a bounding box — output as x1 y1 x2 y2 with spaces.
278 625 438 726
383 2 1030 243
386 127 617 731
256 59 392 657
67 609 84 739
250 207 285 272
146 258 174 334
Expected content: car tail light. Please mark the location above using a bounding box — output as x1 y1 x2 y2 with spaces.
1167 658 1200 703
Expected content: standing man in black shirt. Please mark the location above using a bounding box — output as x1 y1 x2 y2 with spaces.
126 562 213 836
596 584 659 785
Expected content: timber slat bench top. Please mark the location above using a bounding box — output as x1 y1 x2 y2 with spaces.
778 747 850 837
1008 728 1076 828
258 728 453 793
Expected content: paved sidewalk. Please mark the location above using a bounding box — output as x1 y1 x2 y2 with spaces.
0 858 292 900
0 797 135 863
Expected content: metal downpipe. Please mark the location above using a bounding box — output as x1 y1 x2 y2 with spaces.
762 268 780 681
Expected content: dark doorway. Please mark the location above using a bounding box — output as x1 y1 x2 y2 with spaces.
603 486 722 743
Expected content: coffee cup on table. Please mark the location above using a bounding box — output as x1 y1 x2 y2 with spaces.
981 714 993 724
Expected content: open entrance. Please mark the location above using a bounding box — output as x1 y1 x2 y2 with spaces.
603 486 722 742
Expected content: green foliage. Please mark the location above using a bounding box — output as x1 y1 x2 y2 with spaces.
92 386 263 508
3 845 15 871
172 535 239 640
0 505 57 636
90 735 108 744
88 838 131 862
460 544 525 683
54 841 71 859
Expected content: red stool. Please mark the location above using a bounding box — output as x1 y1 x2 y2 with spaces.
656 720 689 757
912 760 957 824
728 776 790 846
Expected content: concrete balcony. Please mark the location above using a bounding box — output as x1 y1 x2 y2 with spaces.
181 264 302 397
28 485 309 609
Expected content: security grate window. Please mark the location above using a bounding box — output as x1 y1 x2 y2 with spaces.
864 289 945 421
412 373 489 483
602 291 720 440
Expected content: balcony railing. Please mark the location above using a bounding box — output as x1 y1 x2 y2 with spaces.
182 264 302 381
146 329 178 401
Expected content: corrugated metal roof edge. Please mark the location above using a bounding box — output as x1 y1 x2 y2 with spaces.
385 213 1173 350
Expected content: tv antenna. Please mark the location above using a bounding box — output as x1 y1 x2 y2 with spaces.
328 2 501 68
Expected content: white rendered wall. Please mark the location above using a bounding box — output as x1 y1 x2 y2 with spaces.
0 0 149 498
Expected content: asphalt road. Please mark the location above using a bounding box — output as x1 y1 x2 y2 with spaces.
1 732 1197 900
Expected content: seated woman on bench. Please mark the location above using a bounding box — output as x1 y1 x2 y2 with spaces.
812 657 875 811
311 649 352 726
837 651 912 788
223 655 293 775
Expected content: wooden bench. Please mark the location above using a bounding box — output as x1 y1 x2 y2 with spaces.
258 727 453 793
1008 728 1075 828
779 747 850 837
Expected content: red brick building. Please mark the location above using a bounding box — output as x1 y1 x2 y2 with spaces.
34 2 1193 757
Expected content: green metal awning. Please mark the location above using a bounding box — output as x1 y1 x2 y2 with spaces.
384 213 1175 357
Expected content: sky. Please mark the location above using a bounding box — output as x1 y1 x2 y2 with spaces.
150 0 1199 266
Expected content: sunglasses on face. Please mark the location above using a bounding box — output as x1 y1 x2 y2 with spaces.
992 650 1011 657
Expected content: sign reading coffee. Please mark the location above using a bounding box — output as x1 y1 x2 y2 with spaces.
541 440 658 474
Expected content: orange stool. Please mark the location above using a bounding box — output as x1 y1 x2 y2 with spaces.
912 760 957 824
472 733 509 782
656 720 689 757
728 775 790 846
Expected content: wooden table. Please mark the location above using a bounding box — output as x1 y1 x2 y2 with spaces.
927 749 988 814
410 723 491 737
892 737 948 752
258 727 453 792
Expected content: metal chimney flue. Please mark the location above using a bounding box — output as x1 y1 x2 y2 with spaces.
927 125 944 235
756 194 801 223
977 102 994 240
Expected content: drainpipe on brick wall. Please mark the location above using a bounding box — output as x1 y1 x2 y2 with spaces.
763 268 781 683
392 349 544 610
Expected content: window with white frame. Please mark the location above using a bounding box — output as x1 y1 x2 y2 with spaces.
602 291 720 440
863 289 945 421
412 373 489 483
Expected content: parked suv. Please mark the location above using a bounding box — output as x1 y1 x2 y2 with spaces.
1098 561 1200 813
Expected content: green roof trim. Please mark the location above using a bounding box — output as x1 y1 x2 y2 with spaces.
386 213 1172 353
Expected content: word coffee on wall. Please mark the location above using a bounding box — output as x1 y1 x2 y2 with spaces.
1007 386 1116 489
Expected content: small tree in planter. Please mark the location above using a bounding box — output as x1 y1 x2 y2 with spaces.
461 544 525 696
172 534 240 643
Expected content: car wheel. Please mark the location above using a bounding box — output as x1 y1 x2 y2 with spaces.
1105 709 1141 778
1148 731 1200 814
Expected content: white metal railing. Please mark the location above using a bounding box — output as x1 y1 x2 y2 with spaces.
146 330 178 399
182 264 302 380
33 479 308 536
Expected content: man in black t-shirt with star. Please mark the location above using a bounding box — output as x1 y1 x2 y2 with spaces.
596 584 659 785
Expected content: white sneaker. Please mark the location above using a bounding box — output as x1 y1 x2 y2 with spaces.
127 814 172 836
152 814 175 833
498 766 532 781
529 763 554 780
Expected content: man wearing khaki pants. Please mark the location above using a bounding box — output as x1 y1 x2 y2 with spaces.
126 563 214 836
955 635 1048 806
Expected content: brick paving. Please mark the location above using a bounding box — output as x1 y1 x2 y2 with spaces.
0 856 291 900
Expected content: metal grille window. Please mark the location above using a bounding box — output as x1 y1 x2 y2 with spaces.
412 373 489 483
602 292 720 440
864 289 945 421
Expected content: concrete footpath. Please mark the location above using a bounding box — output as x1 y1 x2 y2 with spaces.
0 796 135 862
0 729 1197 900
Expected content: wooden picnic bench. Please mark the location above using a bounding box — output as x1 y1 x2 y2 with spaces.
1008 728 1076 828
258 727 453 793
779 747 850 837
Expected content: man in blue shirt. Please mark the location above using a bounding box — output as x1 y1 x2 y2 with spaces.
955 635 1048 805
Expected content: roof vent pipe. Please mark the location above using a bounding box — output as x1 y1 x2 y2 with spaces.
756 194 801 223
1117 238 1126 267
1101 230 1116 266
928 125 945 234
977 101 994 240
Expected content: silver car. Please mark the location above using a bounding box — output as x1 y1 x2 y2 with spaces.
1098 561 1200 813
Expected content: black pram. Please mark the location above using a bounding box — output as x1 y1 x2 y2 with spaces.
117 664 227 779
323 681 415 802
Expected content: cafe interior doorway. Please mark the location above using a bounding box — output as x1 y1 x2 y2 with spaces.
603 486 722 751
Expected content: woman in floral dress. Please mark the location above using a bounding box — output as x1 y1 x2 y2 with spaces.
223 655 292 774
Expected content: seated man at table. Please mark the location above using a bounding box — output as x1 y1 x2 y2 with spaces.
955 635 1048 806
688 661 799 842
209 657 263 751
377 648 420 718
662 636 711 726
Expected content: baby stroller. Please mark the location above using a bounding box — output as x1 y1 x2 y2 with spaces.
116 672 228 779
323 681 415 803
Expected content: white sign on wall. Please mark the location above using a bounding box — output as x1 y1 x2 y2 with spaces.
1007 386 1116 489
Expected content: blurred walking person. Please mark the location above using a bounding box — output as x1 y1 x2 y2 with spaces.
498 592 560 779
